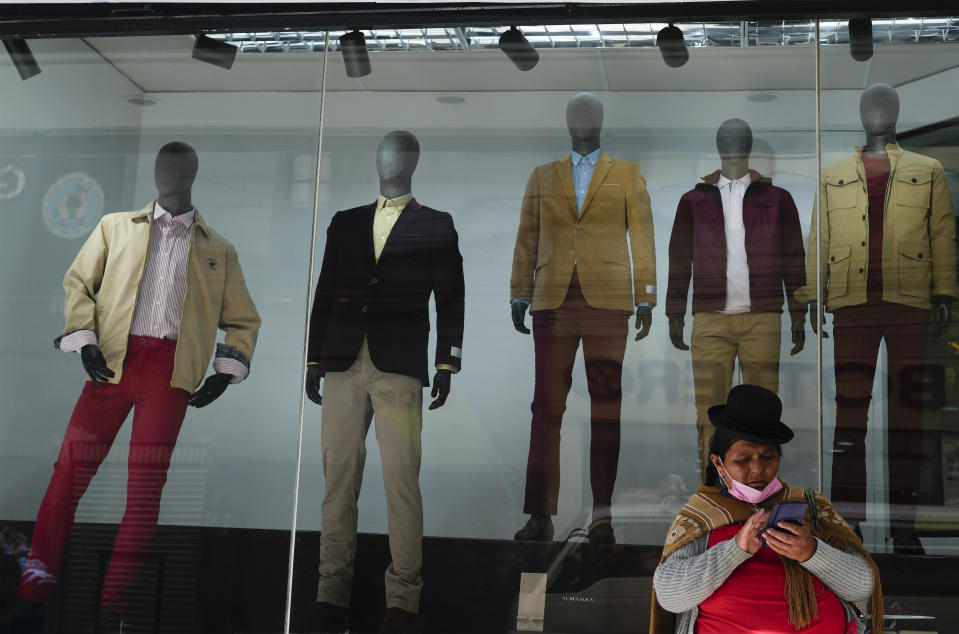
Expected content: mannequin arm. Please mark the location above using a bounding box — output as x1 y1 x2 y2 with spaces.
668 318 688 350
634 305 653 341
790 319 806 355
187 373 232 408
429 369 452 410
305 364 323 405
808 301 829 338
511 299 531 334
932 295 954 338
80 344 115 385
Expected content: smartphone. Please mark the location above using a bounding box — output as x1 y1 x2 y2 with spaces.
760 501 808 548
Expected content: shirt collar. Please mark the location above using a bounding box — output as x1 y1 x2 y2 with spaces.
571 148 601 166
154 201 195 228
376 193 413 213
716 172 753 190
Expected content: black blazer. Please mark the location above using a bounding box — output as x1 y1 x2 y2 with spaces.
307 199 465 386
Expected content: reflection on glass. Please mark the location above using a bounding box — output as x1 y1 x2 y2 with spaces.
510 92 657 544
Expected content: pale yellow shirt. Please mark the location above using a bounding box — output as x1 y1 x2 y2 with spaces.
373 193 413 262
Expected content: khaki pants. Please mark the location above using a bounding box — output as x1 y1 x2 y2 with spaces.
691 312 782 475
317 338 424 613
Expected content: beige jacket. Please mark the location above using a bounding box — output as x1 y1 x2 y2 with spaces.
57 202 260 392
796 144 958 311
510 153 657 312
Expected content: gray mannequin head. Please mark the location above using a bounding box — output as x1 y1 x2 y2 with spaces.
716 119 753 161
155 141 198 199
566 92 604 152
376 130 420 185
859 82 899 140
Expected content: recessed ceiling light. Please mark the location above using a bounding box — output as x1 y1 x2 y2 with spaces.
124 95 160 106
747 93 778 103
436 95 466 105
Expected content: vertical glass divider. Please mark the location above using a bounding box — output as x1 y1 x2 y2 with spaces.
814 19 824 493
284 31 330 634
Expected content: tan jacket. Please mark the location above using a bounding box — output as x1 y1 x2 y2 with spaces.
796 144 958 311
510 153 657 312
59 202 261 392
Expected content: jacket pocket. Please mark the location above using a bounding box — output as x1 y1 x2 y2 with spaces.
895 170 932 209
824 173 859 211
826 245 851 300
535 252 551 270
898 241 932 299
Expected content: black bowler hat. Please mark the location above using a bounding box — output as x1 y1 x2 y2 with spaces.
708 384 794 445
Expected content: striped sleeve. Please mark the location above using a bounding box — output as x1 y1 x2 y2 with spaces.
799 538 874 602
653 535 752 614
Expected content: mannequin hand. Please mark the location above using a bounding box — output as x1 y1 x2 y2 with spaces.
735 508 769 555
634 306 652 341
790 319 806 355
187 373 231 408
511 300 530 335
764 519 818 563
808 301 828 338
429 370 452 410
305 365 323 405
80 344 115 385
668 318 688 350
932 296 953 338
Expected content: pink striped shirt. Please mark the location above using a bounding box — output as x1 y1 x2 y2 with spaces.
59 203 247 383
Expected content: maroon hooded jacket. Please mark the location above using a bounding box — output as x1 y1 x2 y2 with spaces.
666 170 807 322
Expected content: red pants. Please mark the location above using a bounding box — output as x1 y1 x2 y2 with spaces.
524 272 628 518
831 303 929 527
18 336 188 610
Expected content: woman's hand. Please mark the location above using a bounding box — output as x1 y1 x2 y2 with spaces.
735 509 769 554
764 519 818 562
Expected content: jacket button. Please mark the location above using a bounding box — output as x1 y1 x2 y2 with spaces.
575 223 582 230
838 180 844 185
362 305 368 312
918 253 924 259
830 256 835 262
859 268 864 274
860 241 866 247
862 215 866 221
370 277 378 285
570 249 576 256
912 178 918 183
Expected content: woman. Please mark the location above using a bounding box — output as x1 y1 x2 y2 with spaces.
651 385 883 634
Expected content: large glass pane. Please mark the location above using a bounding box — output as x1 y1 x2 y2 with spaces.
818 14 959 631
0 35 319 632
288 22 820 633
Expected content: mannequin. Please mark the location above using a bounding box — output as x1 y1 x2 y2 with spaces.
17 141 260 630
666 118 807 478
298 130 464 634
510 92 657 544
797 83 958 553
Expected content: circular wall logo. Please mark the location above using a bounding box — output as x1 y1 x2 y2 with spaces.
42 173 105 239
0 164 26 200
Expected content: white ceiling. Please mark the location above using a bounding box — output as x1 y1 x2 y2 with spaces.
83 35 959 93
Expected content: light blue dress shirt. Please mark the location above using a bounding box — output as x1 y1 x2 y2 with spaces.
571 148 602 214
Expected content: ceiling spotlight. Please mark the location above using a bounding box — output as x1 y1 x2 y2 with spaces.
657 23 689 68
499 26 539 71
848 18 873 62
192 34 237 70
340 30 372 78
3 39 41 80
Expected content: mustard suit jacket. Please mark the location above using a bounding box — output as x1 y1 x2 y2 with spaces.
56 201 261 392
510 152 657 313
795 144 958 311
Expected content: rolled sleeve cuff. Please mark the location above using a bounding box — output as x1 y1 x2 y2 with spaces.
214 343 250 384
56 329 98 353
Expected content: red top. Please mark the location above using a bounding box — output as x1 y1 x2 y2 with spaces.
695 523 851 634
862 155 891 304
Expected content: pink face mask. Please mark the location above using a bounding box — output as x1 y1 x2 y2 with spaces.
718 457 783 504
